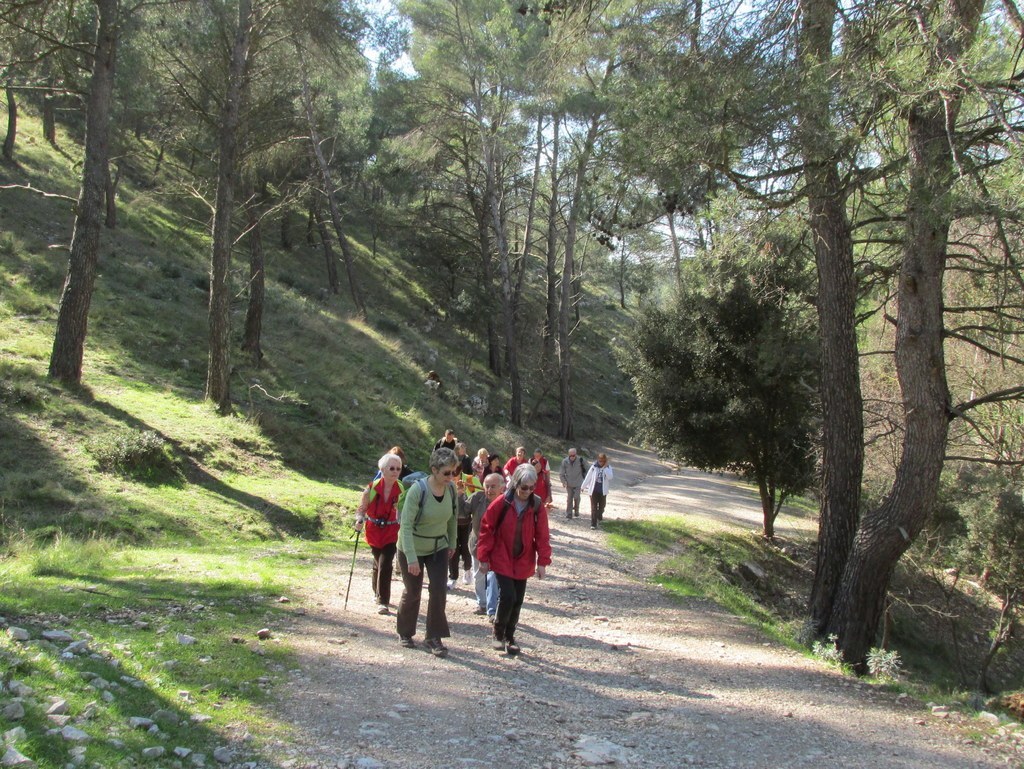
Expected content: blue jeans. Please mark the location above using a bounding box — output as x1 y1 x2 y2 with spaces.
472 554 498 615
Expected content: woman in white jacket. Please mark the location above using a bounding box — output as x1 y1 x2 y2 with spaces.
581 453 613 529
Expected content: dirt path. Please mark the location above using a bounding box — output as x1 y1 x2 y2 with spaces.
266 444 1016 769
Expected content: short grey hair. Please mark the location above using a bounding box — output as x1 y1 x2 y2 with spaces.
510 463 538 489
378 452 402 471
430 447 458 471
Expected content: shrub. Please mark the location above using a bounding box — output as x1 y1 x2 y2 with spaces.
88 429 181 483
866 647 903 681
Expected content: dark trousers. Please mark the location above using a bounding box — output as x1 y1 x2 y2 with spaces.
590 493 607 527
396 549 450 640
371 542 397 606
493 573 528 643
449 521 472 578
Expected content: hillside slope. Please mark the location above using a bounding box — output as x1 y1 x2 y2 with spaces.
0 110 636 545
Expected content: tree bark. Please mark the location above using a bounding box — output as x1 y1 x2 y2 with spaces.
542 113 560 373
558 113 601 440
42 89 57 146
3 79 16 161
796 0 865 637
826 0 984 668
48 0 119 384
297 53 366 316
104 162 119 229
205 0 253 413
312 197 340 295
241 194 265 366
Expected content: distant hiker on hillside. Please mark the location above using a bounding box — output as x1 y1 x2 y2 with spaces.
477 464 552 655
396 448 459 658
581 453 613 530
353 453 404 615
460 472 505 619
433 428 457 452
559 448 588 520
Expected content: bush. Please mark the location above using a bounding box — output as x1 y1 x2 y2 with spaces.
866 647 903 681
88 429 182 483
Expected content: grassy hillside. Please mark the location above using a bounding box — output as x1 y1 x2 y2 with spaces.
0 109 636 548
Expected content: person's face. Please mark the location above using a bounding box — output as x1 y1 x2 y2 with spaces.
534 451 543 461
598 456 607 466
568 451 577 460
383 462 401 477
515 480 536 501
516 448 526 461
483 478 504 500
433 464 459 481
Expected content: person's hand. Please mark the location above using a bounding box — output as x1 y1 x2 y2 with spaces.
537 565 546 579
353 519 364 532
448 548 455 559
407 562 421 577
455 477 465 492
479 562 489 574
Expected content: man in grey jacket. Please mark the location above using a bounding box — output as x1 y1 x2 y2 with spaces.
559 448 588 520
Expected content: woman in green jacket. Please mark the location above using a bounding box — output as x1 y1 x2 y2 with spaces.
396 447 459 657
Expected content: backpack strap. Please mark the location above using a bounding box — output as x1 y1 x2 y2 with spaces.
412 478 456 528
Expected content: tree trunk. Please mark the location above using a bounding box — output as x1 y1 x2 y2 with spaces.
104 162 120 229
796 0 865 637
42 90 57 146
756 475 776 540
241 193 265 366
542 113 560 373
3 79 16 161
296 54 365 316
48 0 119 384
280 208 293 250
484 126 522 426
313 197 340 295
205 0 253 414
826 0 984 668
666 209 682 285
558 114 600 440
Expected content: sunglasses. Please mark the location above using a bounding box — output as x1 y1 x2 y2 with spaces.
518 484 536 492
439 469 459 477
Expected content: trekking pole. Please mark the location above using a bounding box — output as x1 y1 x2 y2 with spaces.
343 530 361 611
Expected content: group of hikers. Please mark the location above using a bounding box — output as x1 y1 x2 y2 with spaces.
351 430 615 658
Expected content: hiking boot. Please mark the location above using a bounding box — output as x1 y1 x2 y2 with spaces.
462 571 472 585
425 638 448 658
446 578 456 590
505 639 520 655
473 606 487 615
377 604 390 615
493 638 506 651
399 636 415 648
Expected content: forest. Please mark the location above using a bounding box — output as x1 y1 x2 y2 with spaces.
2 0 1024 688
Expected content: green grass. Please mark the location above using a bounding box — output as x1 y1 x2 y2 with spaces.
0 537 337 768
605 515 812 650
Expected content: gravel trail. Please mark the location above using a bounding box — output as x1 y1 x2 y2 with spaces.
267 444 1017 769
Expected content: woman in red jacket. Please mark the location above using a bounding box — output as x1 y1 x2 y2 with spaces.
477 463 552 655
354 453 404 614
